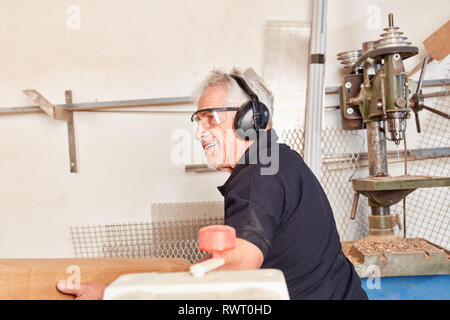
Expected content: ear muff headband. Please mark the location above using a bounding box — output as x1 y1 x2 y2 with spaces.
230 74 270 140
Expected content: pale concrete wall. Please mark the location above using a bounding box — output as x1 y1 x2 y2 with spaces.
0 0 448 257
0 0 311 257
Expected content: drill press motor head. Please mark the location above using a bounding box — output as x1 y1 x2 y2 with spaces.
337 13 418 145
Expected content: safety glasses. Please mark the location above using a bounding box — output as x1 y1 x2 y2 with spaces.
190 107 239 130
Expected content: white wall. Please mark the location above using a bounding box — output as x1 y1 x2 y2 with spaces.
0 0 312 258
0 0 448 257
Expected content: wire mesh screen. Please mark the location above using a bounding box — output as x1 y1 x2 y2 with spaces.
390 64 450 250
282 127 370 241
263 21 310 131
281 65 449 246
320 128 370 241
71 201 224 262
282 117 449 245
280 128 305 157
71 86 448 259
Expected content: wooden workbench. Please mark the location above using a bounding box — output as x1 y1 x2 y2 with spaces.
0 258 190 300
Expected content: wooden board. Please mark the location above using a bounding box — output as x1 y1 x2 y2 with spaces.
0 258 190 300
408 20 450 77
424 20 450 62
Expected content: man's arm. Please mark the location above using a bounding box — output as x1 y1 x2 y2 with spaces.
56 237 263 299
212 237 263 270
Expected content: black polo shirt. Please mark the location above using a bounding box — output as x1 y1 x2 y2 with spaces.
217 129 368 300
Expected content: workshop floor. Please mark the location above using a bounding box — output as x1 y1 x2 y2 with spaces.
361 274 450 300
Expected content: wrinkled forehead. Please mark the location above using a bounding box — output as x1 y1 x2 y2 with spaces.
197 84 227 111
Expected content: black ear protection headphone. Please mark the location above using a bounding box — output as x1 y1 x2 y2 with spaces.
230 74 270 140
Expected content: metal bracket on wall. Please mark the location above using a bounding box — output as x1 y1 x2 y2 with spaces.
22 89 78 173
65 90 78 173
0 93 192 173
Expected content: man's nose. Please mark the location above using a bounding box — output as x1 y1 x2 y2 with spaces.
195 122 207 141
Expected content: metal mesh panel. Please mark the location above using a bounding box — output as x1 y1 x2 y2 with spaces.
263 21 310 130
71 75 449 259
280 128 305 157
281 127 370 241
280 64 448 247
320 128 370 241
282 118 449 246
71 201 224 262
390 63 450 249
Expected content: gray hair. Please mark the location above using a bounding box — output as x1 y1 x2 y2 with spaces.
192 67 274 118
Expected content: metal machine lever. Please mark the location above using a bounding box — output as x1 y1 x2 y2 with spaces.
410 57 450 132
422 105 450 119
350 192 360 220
413 110 421 132
394 214 402 231
416 57 428 94
411 57 429 132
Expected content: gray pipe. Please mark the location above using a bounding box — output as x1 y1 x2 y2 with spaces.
304 0 328 181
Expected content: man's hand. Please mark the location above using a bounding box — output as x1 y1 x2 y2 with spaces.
201 238 264 271
220 238 264 270
56 280 106 300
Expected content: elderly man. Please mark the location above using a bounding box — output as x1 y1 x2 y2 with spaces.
57 68 368 300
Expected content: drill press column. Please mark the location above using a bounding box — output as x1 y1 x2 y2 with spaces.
366 121 392 235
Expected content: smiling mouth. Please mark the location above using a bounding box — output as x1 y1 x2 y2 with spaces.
203 143 216 150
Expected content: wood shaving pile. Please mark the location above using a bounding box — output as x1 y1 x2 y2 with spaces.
341 236 447 265
352 236 442 255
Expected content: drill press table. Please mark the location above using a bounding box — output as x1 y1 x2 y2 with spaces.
352 175 450 207
352 175 450 191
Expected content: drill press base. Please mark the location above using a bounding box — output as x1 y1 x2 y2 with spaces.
342 236 450 278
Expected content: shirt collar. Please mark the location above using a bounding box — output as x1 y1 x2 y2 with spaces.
217 128 278 196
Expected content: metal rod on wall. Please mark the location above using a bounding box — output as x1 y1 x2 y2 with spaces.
0 96 193 116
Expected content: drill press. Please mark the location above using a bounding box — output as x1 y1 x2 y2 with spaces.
337 13 450 277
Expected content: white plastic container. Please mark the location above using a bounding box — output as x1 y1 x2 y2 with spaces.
103 268 290 300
